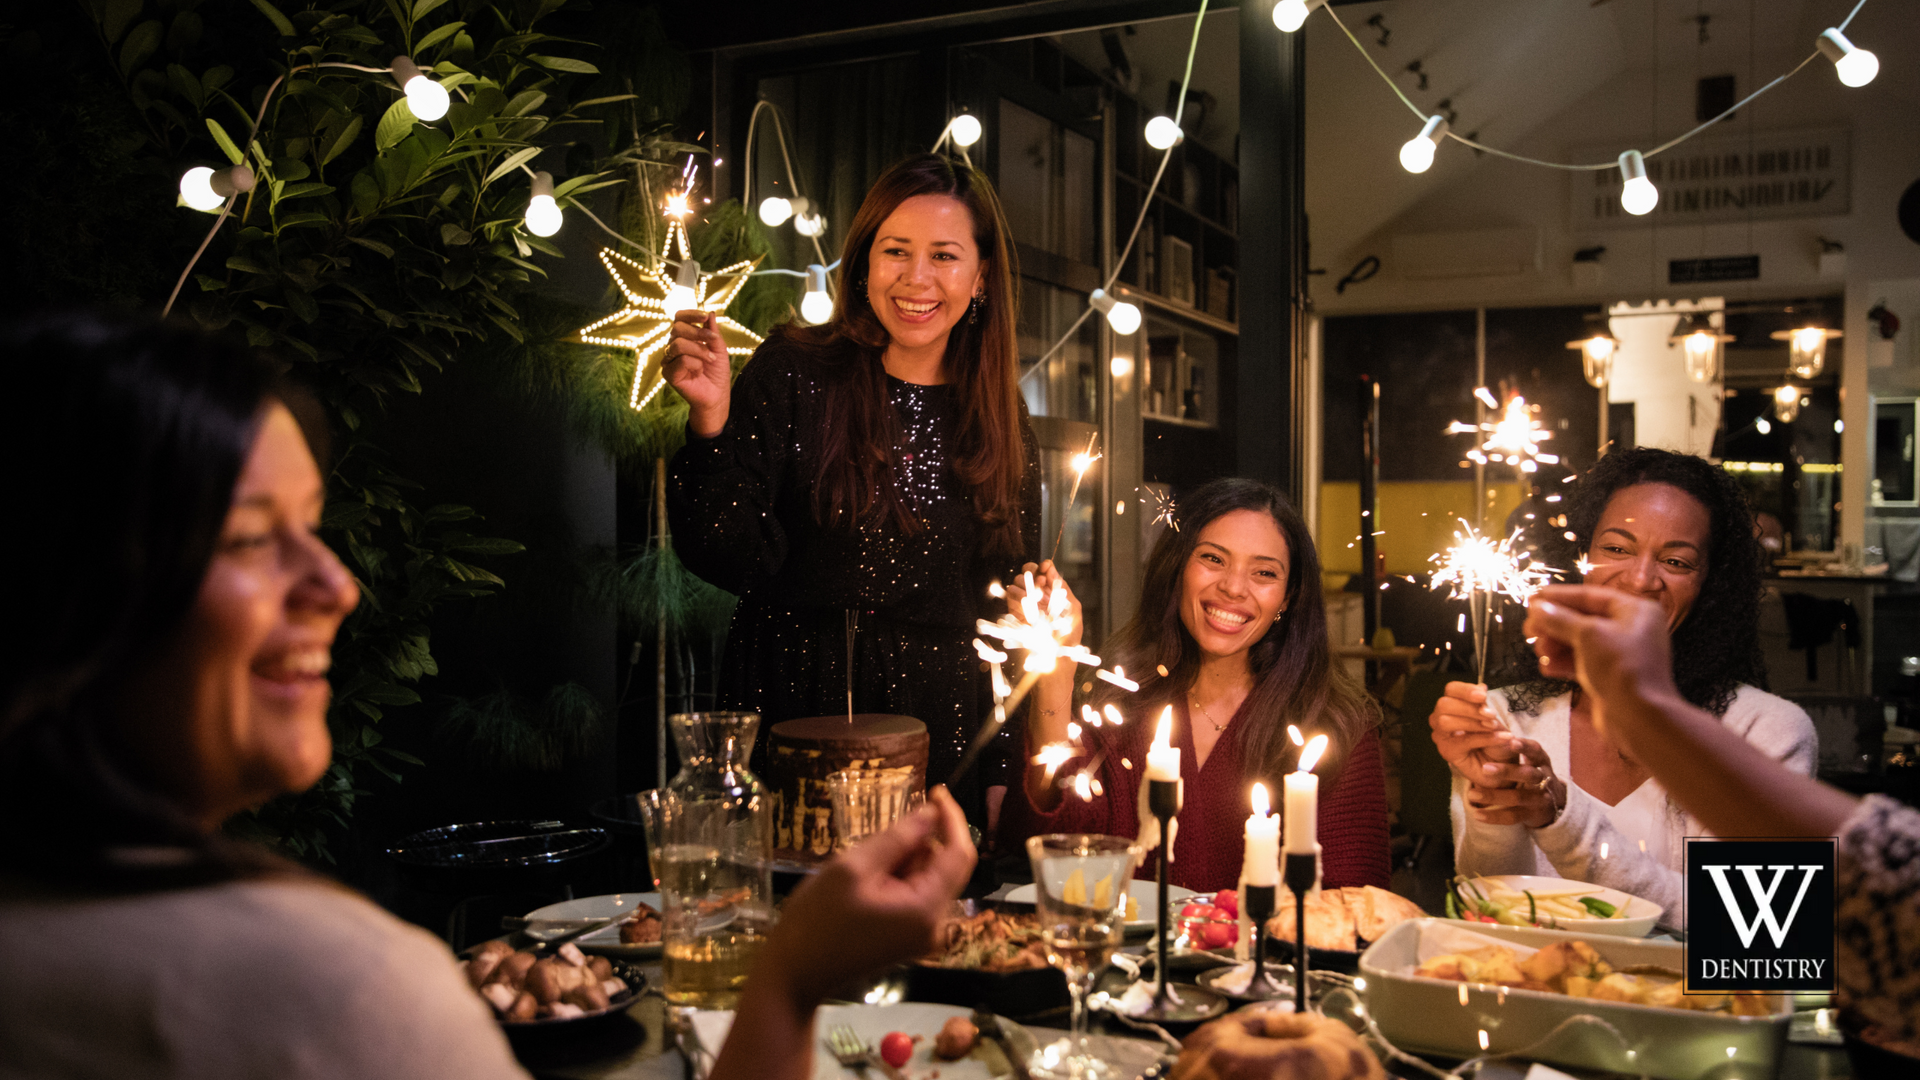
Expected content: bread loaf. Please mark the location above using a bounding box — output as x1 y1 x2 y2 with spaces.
1173 1009 1384 1080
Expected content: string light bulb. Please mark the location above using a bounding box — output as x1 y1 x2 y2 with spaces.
949 114 983 148
758 196 793 227
1618 150 1658 216
178 164 255 212
1272 0 1322 33
1817 28 1879 88
1399 114 1448 174
1088 288 1142 335
390 56 448 121
1774 384 1802 424
1756 416 1773 435
664 258 701 316
800 263 833 325
793 199 827 237
1144 116 1184 150
523 171 562 237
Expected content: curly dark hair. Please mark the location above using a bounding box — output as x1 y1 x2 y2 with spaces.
1504 447 1767 717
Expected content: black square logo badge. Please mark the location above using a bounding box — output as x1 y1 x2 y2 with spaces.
1686 838 1835 993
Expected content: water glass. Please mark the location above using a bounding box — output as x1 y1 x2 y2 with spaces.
1025 834 1140 1079
827 768 922 849
634 788 773 1008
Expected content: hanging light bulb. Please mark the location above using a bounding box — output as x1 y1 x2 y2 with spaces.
800 263 834 325
1144 116 1184 150
390 56 448 122
1399 114 1448 174
1756 416 1773 435
1672 312 1729 383
1567 326 1617 389
949 114 983 148
1618 150 1658 216
1772 324 1840 380
758 196 794 227
1774 384 1802 424
1273 0 1323 33
664 258 701 316
791 197 827 237
1816 28 1879 88
177 164 255 212
523 171 563 237
1088 288 1142 335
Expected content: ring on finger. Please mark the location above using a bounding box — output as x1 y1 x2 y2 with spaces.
1530 774 1552 791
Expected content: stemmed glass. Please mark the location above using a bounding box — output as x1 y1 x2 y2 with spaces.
1025 834 1140 1079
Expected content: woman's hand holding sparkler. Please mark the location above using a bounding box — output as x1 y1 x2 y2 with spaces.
1428 682 1520 779
1008 560 1086 811
1463 736 1564 828
1005 560 1082 647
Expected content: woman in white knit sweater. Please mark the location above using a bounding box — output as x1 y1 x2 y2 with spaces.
1430 447 1815 930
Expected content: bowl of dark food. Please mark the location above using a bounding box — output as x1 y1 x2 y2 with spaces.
388 820 612 891
905 904 1069 1022
464 939 646 1035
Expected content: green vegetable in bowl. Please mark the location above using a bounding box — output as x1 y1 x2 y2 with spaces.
1578 896 1618 919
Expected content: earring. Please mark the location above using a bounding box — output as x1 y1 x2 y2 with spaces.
968 293 983 324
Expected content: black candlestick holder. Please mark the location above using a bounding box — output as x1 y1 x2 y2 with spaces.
1242 883 1281 997
1284 851 1318 1013
1131 777 1228 1022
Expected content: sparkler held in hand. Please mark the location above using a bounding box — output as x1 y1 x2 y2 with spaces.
1048 432 1101 564
1429 521 1559 684
1448 389 1559 475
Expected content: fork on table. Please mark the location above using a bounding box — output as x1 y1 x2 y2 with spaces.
823 1025 904 1080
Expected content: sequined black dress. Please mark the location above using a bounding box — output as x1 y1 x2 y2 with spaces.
667 337 1041 809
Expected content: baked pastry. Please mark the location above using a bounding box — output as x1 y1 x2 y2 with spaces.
1266 890 1359 952
1173 1009 1384 1080
1340 886 1423 943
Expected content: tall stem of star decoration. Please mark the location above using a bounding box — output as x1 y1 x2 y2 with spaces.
1428 522 1557 685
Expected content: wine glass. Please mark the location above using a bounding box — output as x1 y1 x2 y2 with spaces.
1025 834 1140 1079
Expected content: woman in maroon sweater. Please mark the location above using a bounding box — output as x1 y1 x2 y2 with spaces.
1000 478 1390 892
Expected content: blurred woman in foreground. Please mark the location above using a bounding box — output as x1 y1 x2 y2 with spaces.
1526 585 1919 1051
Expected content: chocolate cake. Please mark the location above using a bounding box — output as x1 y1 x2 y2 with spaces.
766 714 928 861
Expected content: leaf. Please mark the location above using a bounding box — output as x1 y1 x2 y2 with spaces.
276 211 332 229
101 0 142 44
285 287 319 323
117 19 161 78
202 65 234 94
374 98 415 152
167 64 203 108
482 146 542 188
502 90 546 118
205 118 244 165
346 235 394 257
571 94 638 109
528 55 598 74
321 115 363 166
349 171 382 215
413 20 463 54
244 0 296 37
167 10 202 52
225 255 272 275
410 0 454 22
439 223 472 246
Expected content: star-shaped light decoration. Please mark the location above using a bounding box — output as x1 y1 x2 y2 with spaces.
575 219 764 410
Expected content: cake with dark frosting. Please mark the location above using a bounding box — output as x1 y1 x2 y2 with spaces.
766 714 928 861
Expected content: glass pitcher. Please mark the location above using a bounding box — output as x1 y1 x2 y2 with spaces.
653 712 774 1008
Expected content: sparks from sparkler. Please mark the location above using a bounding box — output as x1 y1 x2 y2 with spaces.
1447 390 1560 473
1139 486 1178 531
1429 520 1560 683
663 155 698 219
1049 432 1102 563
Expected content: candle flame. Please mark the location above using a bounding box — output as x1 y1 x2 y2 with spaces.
1287 724 1305 747
1297 733 1329 774
1250 781 1271 817
1153 705 1173 751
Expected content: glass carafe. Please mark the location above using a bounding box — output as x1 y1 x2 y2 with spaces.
656 712 773 1008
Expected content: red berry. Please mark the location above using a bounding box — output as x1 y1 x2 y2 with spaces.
1179 902 1211 920
1212 889 1238 917
880 1033 913 1068
1199 921 1237 949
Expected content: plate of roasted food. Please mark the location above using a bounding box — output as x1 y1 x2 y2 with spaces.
1362 919 1790 1080
1443 875 1661 937
520 892 664 959
464 939 645 1027
906 906 1070 1020
1169 885 1424 972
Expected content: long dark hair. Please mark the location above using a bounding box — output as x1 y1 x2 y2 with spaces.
769 153 1027 554
1507 447 1766 716
0 312 287 886
1092 479 1377 785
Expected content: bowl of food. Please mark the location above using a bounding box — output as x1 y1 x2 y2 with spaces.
905 905 1069 1021
463 939 645 1031
1445 875 1661 937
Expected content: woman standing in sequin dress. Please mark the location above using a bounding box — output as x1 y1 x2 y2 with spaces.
663 154 1040 821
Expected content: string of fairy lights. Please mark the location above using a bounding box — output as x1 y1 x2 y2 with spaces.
167 2 1886 384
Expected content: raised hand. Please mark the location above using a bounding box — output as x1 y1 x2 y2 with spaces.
1463 736 1563 827
663 310 732 437
1005 559 1082 648
1428 681 1519 783
1524 585 1677 745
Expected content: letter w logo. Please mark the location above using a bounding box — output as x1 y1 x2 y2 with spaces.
1702 864 1825 949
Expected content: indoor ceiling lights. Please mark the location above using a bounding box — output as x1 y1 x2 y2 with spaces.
1672 312 1732 383
1771 324 1843 379
1774 385 1802 424
1566 317 1618 389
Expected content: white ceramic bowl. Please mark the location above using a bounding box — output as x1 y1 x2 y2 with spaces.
1447 874 1661 937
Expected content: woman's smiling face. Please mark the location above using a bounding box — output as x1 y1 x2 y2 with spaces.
1582 481 1712 633
865 194 985 363
1179 509 1291 661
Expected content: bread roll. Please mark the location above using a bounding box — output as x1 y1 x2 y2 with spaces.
1266 890 1359 952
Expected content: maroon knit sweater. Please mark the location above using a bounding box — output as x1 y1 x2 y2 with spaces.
1000 698 1392 893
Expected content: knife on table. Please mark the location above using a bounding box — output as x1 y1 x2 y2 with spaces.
972 1010 1033 1080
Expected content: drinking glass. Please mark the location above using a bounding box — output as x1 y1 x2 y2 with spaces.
635 787 774 1008
827 768 922 849
1025 834 1140 1079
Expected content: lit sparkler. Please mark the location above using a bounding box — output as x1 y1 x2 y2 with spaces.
1429 520 1560 683
1448 390 1560 474
1049 432 1102 563
1140 486 1178 531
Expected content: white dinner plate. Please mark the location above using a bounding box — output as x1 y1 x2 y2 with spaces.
1002 879 1199 932
523 893 664 958
1446 875 1661 937
690 1002 1047 1080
